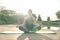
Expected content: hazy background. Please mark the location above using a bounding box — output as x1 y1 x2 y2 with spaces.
0 0 60 21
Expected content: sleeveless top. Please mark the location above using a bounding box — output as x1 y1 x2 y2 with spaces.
25 16 35 30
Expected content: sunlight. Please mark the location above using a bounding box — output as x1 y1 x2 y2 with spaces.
0 0 60 20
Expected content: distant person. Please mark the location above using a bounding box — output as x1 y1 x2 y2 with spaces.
18 9 41 33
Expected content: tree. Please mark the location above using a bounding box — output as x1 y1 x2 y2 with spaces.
47 17 51 29
37 15 42 30
32 14 36 19
56 11 60 20
1 10 16 16
56 11 60 40
0 9 17 24
47 17 50 21
37 15 42 21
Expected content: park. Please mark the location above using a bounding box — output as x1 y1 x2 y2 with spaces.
0 0 60 40
0 8 59 40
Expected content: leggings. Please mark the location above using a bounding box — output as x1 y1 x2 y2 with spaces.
19 24 41 33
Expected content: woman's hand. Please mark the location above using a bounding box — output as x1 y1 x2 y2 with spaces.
34 23 39 26
16 25 19 28
16 24 24 28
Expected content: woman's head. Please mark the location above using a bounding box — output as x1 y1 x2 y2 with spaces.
28 9 32 15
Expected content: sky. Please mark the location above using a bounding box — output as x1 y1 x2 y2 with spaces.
0 0 60 21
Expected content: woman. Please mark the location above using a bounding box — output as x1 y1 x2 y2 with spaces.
18 9 41 33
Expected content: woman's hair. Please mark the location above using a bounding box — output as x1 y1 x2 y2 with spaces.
28 9 32 14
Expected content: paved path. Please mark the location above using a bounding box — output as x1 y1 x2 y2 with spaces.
17 33 52 40
0 25 58 40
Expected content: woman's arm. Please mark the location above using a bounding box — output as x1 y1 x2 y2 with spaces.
22 16 27 24
16 16 26 28
32 16 37 24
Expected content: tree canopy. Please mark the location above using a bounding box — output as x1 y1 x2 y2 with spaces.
0 9 17 24
56 10 60 20
47 17 50 21
37 15 42 21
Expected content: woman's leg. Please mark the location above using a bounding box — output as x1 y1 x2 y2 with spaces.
19 25 29 33
32 24 41 31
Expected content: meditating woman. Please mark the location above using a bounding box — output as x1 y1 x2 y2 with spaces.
18 9 41 33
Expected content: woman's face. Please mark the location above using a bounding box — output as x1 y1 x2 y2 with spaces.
28 9 32 15
28 10 32 13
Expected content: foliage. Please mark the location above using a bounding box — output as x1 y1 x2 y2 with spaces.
47 17 50 21
32 14 36 19
37 15 42 21
0 10 18 24
56 11 60 20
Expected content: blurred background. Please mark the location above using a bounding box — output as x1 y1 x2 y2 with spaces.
0 0 60 40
